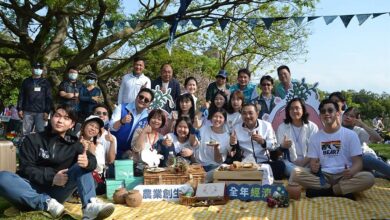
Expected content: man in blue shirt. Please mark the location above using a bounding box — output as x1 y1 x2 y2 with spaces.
229 68 257 104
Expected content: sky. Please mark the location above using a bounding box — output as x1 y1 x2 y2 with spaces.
124 0 390 94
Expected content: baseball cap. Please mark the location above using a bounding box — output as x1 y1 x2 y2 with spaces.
216 70 228 78
32 63 44 69
84 115 104 128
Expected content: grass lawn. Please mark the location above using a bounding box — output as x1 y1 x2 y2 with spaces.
369 143 390 159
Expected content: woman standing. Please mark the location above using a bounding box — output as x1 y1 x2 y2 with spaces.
276 98 318 177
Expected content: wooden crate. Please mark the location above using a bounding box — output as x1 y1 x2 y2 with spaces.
213 170 263 185
144 165 206 186
0 141 16 173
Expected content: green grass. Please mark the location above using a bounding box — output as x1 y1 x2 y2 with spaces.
369 143 390 159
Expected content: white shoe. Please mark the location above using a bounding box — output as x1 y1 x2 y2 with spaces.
83 197 115 220
46 198 65 218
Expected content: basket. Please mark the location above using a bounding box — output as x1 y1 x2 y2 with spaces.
179 194 198 206
144 165 206 187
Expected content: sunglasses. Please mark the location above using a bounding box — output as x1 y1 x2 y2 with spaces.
95 111 108 116
138 94 151 104
320 108 335 114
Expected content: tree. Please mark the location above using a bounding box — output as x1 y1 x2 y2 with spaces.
0 0 316 108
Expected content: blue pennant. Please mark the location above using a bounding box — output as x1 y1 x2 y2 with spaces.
340 15 354 28
323 16 338 25
179 19 189 28
307 16 320 22
373 13 385 18
356 14 371 25
152 19 164 29
191 18 202 28
218 19 229 31
248 18 258 30
262 18 274 30
292 17 305 26
128 20 138 29
118 21 126 29
104 21 114 29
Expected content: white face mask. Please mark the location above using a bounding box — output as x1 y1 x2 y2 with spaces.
87 79 95 85
68 73 78 80
33 69 43 76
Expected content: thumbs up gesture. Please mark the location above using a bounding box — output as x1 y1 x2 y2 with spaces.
282 135 292 148
105 128 114 143
121 111 132 124
311 158 320 173
78 148 89 168
230 130 237 145
251 130 264 145
162 135 173 147
52 168 68 186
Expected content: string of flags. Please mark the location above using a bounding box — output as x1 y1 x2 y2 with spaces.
104 12 390 30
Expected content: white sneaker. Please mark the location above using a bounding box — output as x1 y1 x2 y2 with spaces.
83 197 115 220
46 198 65 218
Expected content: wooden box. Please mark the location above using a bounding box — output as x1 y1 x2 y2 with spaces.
144 165 206 187
0 141 16 173
213 169 263 185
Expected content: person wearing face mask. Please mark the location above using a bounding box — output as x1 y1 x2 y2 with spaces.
79 72 102 121
17 63 53 135
58 66 84 118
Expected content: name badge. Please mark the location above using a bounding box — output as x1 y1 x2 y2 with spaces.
34 87 41 92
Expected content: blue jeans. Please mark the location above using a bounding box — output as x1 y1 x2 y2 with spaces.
22 111 46 135
0 164 96 211
363 154 390 178
283 159 297 177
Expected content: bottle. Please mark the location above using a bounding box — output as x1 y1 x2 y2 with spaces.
167 151 176 167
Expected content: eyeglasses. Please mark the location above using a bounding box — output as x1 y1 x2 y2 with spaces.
95 111 108 116
261 83 272 87
320 108 335 114
138 94 151 104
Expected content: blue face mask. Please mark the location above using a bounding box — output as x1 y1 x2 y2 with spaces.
33 69 43 76
68 73 78 80
87 79 95 85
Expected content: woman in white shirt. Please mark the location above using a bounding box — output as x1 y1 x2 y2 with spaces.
276 98 318 177
226 90 244 133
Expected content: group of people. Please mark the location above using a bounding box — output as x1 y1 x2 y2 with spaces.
0 57 388 219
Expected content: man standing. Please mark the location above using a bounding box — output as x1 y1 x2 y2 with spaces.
275 65 296 99
229 69 257 104
58 66 84 115
0 105 115 219
291 99 375 199
151 63 180 113
118 57 151 104
17 63 52 135
110 88 154 159
205 70 230 103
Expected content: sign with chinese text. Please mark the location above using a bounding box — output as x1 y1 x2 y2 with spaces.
134 185 183 201
227 184 287 201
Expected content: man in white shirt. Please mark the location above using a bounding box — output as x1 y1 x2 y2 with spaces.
291 99 375 199
231 104 285 180
117 57 151 104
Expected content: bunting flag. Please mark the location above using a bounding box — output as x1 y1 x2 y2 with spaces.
191 18 202 28
307 16 320 22
292 17 305 26
152 19 164 29
323 16 338 25
248 18 258 30
340 15 354 28
372 13 386 18
218 19 229 31
262 18 275 30
356 14 371 25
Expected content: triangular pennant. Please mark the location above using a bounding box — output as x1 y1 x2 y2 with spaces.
152 19 164 29
218 19 229 31
179 19 189 28
372 12 385 18
292 17 305 26
356 14 371 25
274 17 288 22
118 21 126 29
128 20 138 29
262 18 274 30
323 16 338 25
340 15 354 28
191 18 202 28
248 18 258 30
307 16 320 22
104 21 114 29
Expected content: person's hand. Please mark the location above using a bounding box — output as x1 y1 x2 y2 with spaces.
80 136 91 152
342 164 354 179
43 113 49 121
52 169 68 186
141 82 147 89
180 148 193 157
77 148 89 168
92 96 100 102
311 158 320 173
143 125 152 134
105 128 114 143
121 111 132 124
202 101 210 110
162 135 173 147
230 130 237 145
171 111 178 120
223 89 230 97
282 135 292 148
251 130 264 145
18 111 24 119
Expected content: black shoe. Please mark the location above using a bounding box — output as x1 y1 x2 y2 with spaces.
340 193 356 201
306 188 334 198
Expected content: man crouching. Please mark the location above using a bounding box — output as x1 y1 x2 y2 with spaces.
0 105 115 219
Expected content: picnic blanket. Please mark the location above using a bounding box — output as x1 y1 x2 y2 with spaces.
4 178 390 219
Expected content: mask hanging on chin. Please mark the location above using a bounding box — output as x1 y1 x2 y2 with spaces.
68 73 78 80
33 69 43 76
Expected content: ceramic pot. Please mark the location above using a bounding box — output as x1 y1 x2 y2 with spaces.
113 187 128 204
286 183 302 200
126 190 142 207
